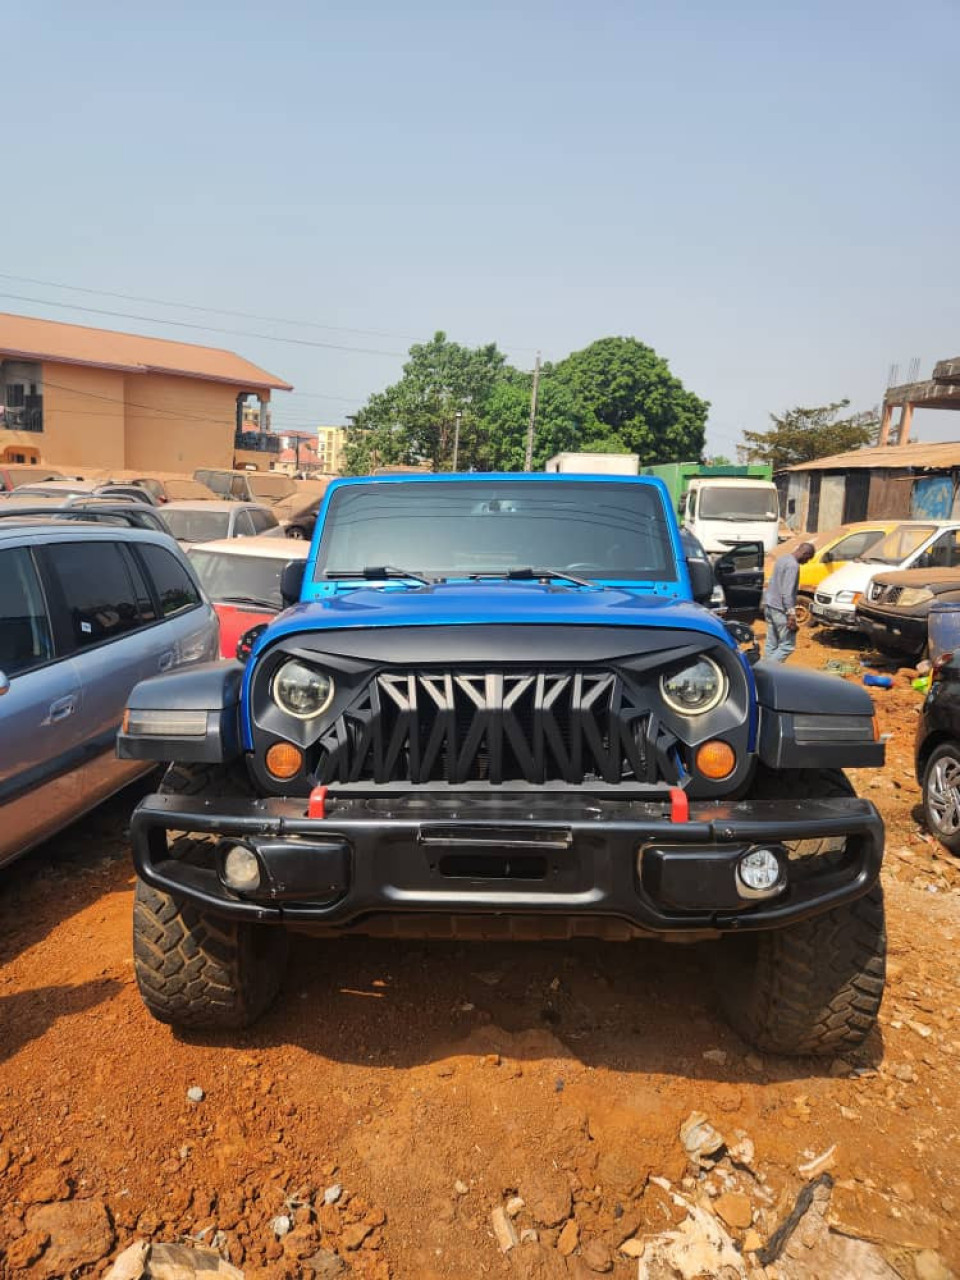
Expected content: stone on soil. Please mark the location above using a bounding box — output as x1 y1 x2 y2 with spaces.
303 1247 348 1277
523 1170 572 1227
714 1192 752 1230
491 1205 518 1253
25 1199 115 1278
103 1240 150 1280
557 1218 579 1255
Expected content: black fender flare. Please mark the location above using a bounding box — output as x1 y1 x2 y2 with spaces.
116 661 243 764
752 661 884 770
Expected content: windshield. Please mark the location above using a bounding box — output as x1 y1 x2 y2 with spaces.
864 524 936 565
248 474 295 501
162 509 231 543
699 486 778 520
315 480 678 582
188 550 287 608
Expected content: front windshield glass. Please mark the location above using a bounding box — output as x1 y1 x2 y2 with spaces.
188 550 287 607
314 480 677 582
162 509 231 543
699 486 778 520
248 474 295 501
864 524 935 565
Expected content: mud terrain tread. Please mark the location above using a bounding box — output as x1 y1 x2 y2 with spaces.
717 768 886 1056
132 762 287 1029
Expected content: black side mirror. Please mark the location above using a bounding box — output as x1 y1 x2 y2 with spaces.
687 557 715 604
280 560 306 608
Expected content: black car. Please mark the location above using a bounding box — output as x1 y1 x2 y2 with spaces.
858 567 960 661
917 653 960 852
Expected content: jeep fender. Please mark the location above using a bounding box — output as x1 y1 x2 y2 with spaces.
753 662 884 770
117 661 243 764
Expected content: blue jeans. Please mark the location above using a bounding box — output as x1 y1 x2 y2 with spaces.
764 607 796 662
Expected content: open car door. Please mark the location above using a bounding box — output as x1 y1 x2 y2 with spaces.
713 541 764 620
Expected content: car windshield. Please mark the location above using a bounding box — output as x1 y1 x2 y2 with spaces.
863 524 937 565
163 479 215 500
315 480 678 582
188 549 286 608
162 509 232 543
699 486 779 520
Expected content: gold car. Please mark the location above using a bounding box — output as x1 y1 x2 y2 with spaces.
766 522 899 623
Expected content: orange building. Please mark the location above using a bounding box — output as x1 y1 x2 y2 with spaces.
0 311 292 473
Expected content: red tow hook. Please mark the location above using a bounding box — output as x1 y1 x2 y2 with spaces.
308 785 328 819
669 786 689 823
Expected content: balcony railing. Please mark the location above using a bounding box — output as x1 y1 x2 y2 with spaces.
234 429 280 453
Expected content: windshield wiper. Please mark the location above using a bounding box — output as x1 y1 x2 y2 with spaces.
218 594 278 609
325 565 433 585
465 567 596 589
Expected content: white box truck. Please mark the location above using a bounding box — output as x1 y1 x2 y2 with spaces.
544 452 640 475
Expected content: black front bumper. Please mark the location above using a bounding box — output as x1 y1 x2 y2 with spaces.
130 786 884 937
856 605 927 656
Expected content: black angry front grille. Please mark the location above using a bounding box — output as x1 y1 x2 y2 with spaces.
310 669 666 785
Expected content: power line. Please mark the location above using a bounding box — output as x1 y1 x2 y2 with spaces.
0 293 408 358
0 271 543 356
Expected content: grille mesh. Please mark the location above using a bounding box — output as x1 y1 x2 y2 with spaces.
311 669 657 785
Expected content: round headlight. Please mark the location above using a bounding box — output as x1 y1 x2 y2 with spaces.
660 657 727 716
271 660 334 719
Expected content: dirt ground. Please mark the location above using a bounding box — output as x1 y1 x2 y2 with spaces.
1 624 959 1280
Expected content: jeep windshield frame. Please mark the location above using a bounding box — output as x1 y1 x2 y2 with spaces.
312 477 681 587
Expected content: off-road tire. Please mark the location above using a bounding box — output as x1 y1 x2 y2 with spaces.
716 768 886 1056
133 762 288 1029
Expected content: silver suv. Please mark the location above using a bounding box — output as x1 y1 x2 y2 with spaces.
0 520 219 865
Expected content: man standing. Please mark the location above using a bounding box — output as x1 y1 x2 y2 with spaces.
764 542 815 662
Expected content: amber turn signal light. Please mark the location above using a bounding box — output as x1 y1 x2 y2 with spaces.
695 740 736 780
265 742 303 779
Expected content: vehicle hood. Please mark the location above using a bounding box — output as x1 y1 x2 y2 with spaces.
816 562 877 595
256 580 735 650
870 567 960 594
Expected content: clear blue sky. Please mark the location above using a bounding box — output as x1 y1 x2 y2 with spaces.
4 0 959 454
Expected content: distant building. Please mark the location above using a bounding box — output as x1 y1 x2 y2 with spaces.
316 425 347 474
0 311 291 473
779 440 960 532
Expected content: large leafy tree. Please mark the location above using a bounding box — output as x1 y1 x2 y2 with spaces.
342 332 711 473
550 337 709 463
341 332 506 473
738 400 879 470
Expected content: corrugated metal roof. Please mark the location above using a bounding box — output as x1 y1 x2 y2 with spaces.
0 311 292 391
784 440 960 473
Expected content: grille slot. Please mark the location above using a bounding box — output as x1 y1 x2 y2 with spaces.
311 668 656 785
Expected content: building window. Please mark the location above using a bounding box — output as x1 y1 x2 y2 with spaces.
1 361 43 433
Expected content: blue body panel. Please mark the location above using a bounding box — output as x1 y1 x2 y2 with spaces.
241 472 757 749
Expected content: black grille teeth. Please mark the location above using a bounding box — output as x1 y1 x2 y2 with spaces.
311 669 662 786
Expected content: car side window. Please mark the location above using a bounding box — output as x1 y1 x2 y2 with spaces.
829 531 880 562
138 544 202 618
234 510 256 537
230 477 248 500
0 547 54 676
45 541 147 648
250 508 277 533
915 530 960 571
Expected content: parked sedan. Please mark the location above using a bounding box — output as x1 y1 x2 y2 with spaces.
186 535 309 658
160 500 280 545
857 568 960 660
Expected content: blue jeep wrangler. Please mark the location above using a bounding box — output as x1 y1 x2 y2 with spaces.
119 473 886 1054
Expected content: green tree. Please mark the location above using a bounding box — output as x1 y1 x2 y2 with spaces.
551 337 709 464
342 332 507 473
738 400 879 470
480 374 585 471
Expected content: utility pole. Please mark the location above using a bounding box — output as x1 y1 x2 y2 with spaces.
524 352 541 472
452 410 462 471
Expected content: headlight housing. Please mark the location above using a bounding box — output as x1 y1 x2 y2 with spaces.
660 656 727 716
896 587 934 608
835 590 861 605
271 660 334 719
